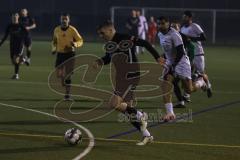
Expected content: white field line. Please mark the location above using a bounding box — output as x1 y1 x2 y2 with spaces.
0 102 95 160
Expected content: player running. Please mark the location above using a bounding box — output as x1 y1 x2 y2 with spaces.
0 13 28 80
52 13 83 100
147 16 157 47
93 20 164 145
126 10 139 38
136 10 148 54
171 21 196 107
180 11 212 100
19 8 36 65
157 17 207 112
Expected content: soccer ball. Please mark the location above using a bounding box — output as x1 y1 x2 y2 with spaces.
64 128 83 145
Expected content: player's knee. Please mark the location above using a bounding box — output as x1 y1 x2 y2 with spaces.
115 102 128 112
183 79 193 93
109 95 125 110
57 69 64 78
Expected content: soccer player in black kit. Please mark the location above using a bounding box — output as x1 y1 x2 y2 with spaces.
125 10 139 37
0 13 28 79
19 8 36 65
93 21 165 145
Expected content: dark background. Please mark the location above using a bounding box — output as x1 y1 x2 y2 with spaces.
0 0 240 44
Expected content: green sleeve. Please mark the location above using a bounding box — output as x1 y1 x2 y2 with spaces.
186 42 195 62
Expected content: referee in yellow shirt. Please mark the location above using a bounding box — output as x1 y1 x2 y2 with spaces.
52 13 83 100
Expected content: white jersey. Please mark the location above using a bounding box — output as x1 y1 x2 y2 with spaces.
180 23 204 55
158 27 184 65
158 28 191 79
138 15 148 35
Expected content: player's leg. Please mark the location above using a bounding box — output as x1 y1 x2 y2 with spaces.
24 36 32 66
63 53 75 100
151 33 156 47
11 55 20 80
10 43 24 79
55 53 70 100
138 32 146 53
109 88 153 145
173 77 185 108
147 34 152 46
193 55 212 97
174 55 193 102
55 53 65 84
174 55 207 101
139 33 145 53
162 74 176 121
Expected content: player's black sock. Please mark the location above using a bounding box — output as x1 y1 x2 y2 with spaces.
14 64 19 74
125 106 141 131
173 78 183 102
27 50 31 58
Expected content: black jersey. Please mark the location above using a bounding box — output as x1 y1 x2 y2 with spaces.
99 33 160 82
0 23 27 45
98 33 160 98
126 17 139 37
100 33 159 65
19 16 35 27
19 16 35 34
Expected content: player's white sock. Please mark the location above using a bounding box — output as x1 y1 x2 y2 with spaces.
142 129 151 137
165 103 174 114
180 101 185 105
206 80 211 89
15 74 19 79
136 111 143 121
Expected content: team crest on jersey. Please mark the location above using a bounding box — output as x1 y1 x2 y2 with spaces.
103 40 133 53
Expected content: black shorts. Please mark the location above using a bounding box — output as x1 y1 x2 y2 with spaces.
114 72 140 102
55 52 75 68
114 84 137 102
24 35 32 47
10 42 24 59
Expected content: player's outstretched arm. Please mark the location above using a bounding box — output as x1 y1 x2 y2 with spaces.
135 38 160 61
26 18 36 30
51 28 57 55
189 33 206 42
72 27 83 48
0 25 10 47
92 53 111 69
173 44 185 67
98 53 111 65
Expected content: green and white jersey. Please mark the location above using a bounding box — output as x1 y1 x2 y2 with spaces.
181 23 204 55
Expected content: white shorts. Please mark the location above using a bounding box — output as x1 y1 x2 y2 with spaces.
138 31 146 40
174 55 192 80
193 55 205 73
162 55 191 80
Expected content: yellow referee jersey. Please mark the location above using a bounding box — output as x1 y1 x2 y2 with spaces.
52 25 83 53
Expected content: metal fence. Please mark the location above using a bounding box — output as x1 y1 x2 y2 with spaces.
0 0 240 45
111 6 240 45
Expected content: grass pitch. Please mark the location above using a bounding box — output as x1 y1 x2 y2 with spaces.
0 41 240 160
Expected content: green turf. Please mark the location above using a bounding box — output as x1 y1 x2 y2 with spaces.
0 41 240 160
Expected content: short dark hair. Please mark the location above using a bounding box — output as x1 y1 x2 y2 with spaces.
184 10 192 17
157 16 169 23
97 20 114 30
61 13 70 17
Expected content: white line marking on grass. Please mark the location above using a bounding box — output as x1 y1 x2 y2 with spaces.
1 80 240 95
0 102 95 160
0 131 239 149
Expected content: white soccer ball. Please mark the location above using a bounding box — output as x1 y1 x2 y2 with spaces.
64 128 82 145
